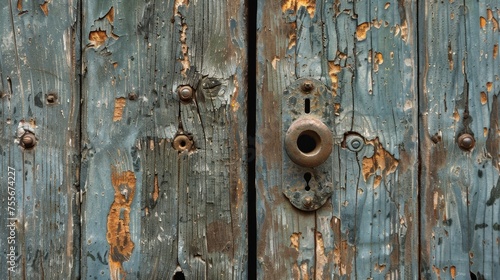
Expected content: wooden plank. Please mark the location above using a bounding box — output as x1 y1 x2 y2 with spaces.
256 0 418 278
0 1 80 279
81 0 247 279
420 1 500 279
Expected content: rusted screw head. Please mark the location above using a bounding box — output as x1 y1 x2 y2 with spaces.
345 134 365 152
172 134 193 152
128 92 137 101
301 81 314 93
177 85 194 102
303 196 313 208
20 132 37 150
46 93 57 104
458 133 475 151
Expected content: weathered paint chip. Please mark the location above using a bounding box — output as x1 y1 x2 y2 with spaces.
494 44 498 59
356 22 370 41
113 97 127 122
40 1 49 16
328 62 341 92
480 91 488 104
105 7 114 23
107 168 136 280
281 0 316 17
486 82 493 92
290 232 301 250
480 16 487 28
361 138 399 182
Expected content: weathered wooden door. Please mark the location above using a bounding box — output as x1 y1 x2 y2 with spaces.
0 1 499 279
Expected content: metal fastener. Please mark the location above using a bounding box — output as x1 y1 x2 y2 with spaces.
177 85 194 102
345 133 365 152
303 196 313 209
20 132 37 150
172 134 193 152
301 81 314 93
46 93 57 104
285 116 333 167
128 92 137 101
458 133 475 151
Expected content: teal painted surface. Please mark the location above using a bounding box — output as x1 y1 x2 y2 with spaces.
80 0 247 279
256 0 419 279
0 1 80 279
420 1 500 279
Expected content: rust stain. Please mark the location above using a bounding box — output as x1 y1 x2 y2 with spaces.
300 262 310 280
480 91 488 105
371 19 383 29
356 22 370 41
453 108 460 122
271 56 280 69
105 6 114 23
17 0 22 11
333 240 354 275
432 265 441 277
400 20 408 42
174 0 189 14
290 232 301 250
334 103 341 116
328 62 341 93
493 17 499 31
152 174 159 203
487 82 493 92
480 16 487 28
487 9 494 20
281 0 316 17
448 43 454 70
107 167 136 280
373 175 382 189
374 263 386 273
484 127 488 137
179 23 190 76
450 265 456 279
113 97 126 122
89 30 108 48
373 52 384 72
231 76 240 112
361 138 399 182
174 0 190 76
88 7 118 48
494 44 498 59
375 52 384 64
316 231 328 279
40 1 49 16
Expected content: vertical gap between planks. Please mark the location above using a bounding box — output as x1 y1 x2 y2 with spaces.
77 0 83 277
417 0 423 278
247 0 257 279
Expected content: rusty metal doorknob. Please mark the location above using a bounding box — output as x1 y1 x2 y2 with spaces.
285 116 333 168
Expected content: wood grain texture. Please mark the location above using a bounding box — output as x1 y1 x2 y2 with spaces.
420 1 500 279
0 0 80 279
80 0 247 279
256 0 418 279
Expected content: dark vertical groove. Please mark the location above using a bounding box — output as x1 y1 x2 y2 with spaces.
416 0 423 278
77 0 83 279
246 0 257 279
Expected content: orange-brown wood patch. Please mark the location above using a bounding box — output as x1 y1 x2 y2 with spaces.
107 167 136 279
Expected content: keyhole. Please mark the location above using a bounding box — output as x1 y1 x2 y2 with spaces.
304 172 312 191
304 98 310 114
